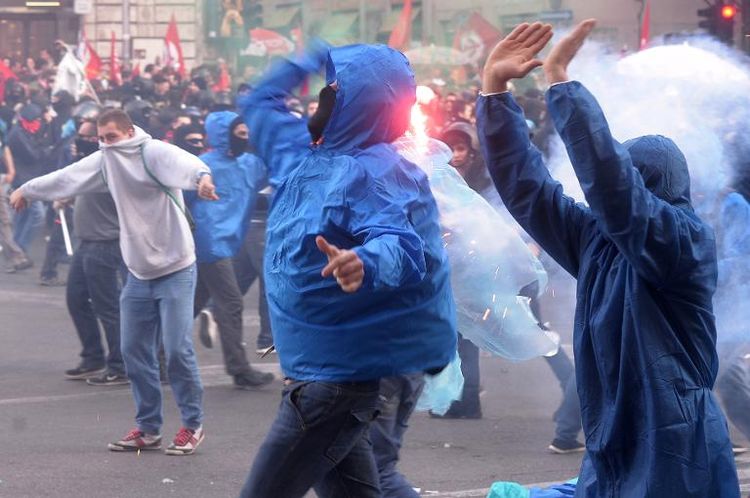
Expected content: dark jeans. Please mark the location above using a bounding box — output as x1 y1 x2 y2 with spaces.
456 334 481 412
41 205 73 280
65 239 125 374
194 258 252 376
716 352 750 442
519 280 582 443
544 348 582 443
241 380 381 498
371 374 425 498
232 221 272 348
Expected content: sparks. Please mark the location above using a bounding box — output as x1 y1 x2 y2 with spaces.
482 308 491 321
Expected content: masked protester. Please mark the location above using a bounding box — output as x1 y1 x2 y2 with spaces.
6 103 53 252
478 21 739 496
173 123 206 157
237 42 456 498
60 119 129 386
12 108 218 457
184 111 273 389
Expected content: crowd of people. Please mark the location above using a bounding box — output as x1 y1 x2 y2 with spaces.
1 18 750 498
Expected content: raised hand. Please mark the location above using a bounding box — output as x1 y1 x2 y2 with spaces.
544 19 596 85
316 235 365 293
482 22 553 94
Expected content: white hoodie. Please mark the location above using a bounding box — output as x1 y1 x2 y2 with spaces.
23 127 210 280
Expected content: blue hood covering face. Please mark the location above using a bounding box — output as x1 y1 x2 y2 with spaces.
623 135 692 211
321 45 416 152
205 110 239 155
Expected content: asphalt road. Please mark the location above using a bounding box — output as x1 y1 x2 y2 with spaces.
1 241 748 497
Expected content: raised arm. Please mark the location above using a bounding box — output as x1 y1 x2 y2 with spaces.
237 43 329 188
543 20 713 285
477 22 590 277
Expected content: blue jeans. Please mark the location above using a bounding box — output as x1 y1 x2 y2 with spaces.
66 240 126 374
371 374 424 498
13 199 44 253
716 351 750 441
120 264 203 434
544 348 582 443
241 380 381 498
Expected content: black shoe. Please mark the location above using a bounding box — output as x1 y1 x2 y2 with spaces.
86 372 130 386
234 370 274 389
548 439 585 454
65 365 106 380
429 403 482 420
40 276 66 286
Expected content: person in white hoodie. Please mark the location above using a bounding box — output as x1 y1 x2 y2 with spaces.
10 109 218 456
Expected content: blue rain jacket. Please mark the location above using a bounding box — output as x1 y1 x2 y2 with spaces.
185 111 266 264
238 44 457 381
715 192 750 354
477 81 739 497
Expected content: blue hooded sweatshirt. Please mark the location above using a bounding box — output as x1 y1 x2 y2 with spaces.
185 111 266 264
477 82 739 497
238 44 457 382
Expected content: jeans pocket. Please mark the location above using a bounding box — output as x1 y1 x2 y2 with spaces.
287 382 340 430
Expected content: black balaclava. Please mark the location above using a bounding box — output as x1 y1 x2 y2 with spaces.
307 85 337 144
173 123 206 157
74 137 99 158
228 115 248 157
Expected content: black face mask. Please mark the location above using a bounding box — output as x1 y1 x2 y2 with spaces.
181 142 204 157
229 133 248 157
307 85 337 143
75 138 99 158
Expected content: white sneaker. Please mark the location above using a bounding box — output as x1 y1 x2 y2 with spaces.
108 428 162 452
196 309 218 348
165 426 204 456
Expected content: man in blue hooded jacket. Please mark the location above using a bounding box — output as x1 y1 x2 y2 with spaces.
477 21 739 496
185 110 274 389
237 43 456 497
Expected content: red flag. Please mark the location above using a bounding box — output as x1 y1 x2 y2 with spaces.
453 12 502 67
0 60 18 104
214 60 231 92
77 28 102 80
388 0 413 51
640 0 651 50
164 15 186 78
131 62 141 79
110 31 122 86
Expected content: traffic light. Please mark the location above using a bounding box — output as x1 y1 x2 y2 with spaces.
697 2 737 44
718 2 738 43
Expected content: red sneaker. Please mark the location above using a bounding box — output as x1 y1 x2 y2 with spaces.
108 428 162 452
165 426 204 456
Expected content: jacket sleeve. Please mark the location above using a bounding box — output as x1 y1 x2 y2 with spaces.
477 92 590 277
145 141 210 190
237 44 329 188
341 162 427 291
21 151 107 200
547 81 710 286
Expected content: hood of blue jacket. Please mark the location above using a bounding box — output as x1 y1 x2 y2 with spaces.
623 135 692 211
205 110 238 155
320 44 416 153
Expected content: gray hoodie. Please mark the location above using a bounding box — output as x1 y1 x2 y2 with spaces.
23 127 210 279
